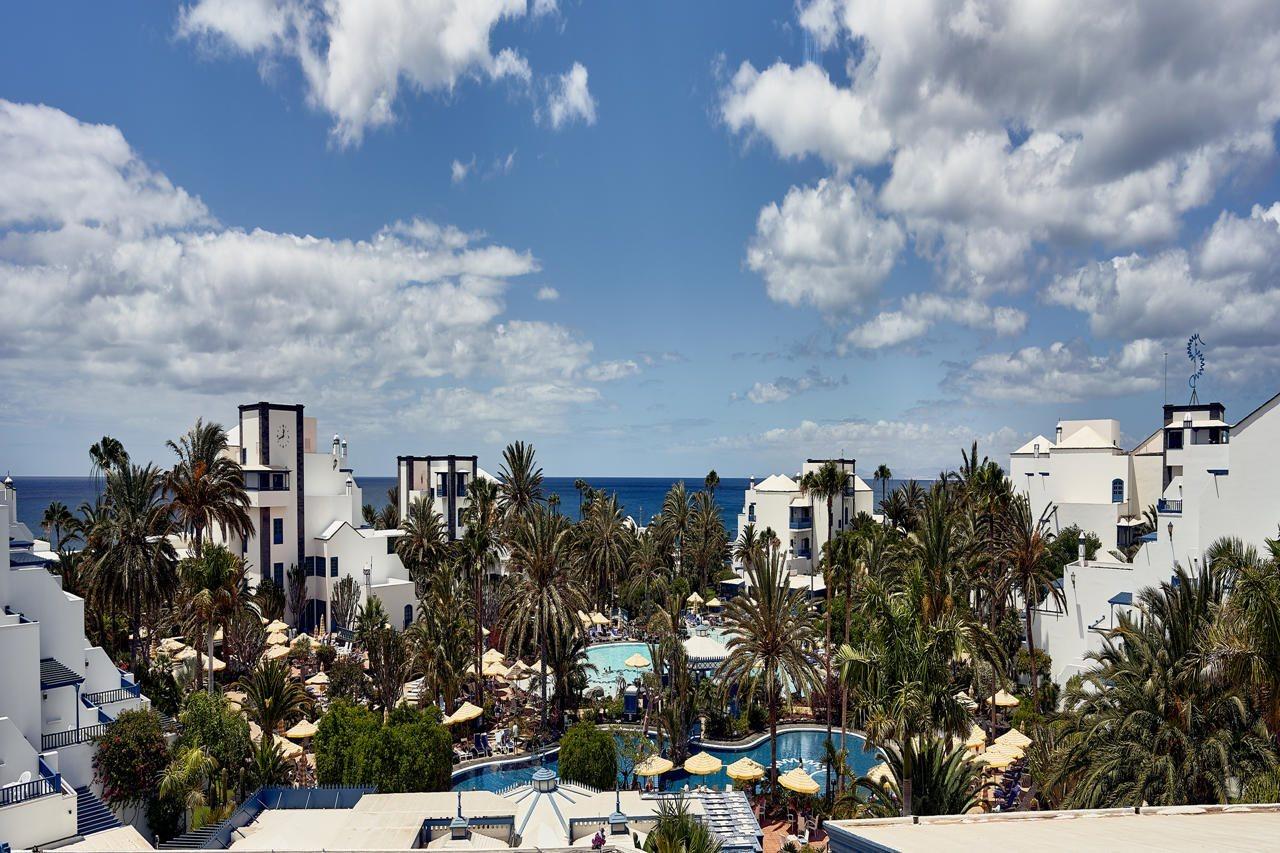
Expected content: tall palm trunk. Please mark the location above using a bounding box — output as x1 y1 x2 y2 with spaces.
769 685 779 803
539 606 549 747
839 568 852 795
207 621 216 694
474 569 484 706
1024 599 1039 710
902 745 914 817
823 496 834 800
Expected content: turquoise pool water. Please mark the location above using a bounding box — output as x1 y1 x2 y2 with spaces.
586 641 651 693
452 728 874 793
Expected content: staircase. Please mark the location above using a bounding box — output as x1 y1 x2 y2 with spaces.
158 825 219 849
75 785 122 837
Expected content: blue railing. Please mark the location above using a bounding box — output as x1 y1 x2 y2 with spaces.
1157 498 1183 514
0 760 61 807
794 549 812 559
42 723 109 751
83 684 141 706
788 517 812 529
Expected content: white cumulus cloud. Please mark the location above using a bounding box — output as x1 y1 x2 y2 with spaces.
746 179 904 312
544 62 597 130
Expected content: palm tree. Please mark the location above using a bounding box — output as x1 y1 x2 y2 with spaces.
89 435 129 490
684 490 728 593
1205 534 1280 738
247 737 291 789
800 461 845 797
997 495 1065 710
1052 567 1278 807
405 558 471 713
703 470 720 497
165 419 252 558
658 482 691 573
873 464 892 518
845 736 987 818
624 531 671 618
85 462 178 667
732 523 763 572
180 544 254 692
285 563 308 630
575 491 633 609
500 508 588 742
397 495 451 600
459 477 502 704
366 623 409 722
159 745 220 832
717 544 819 796
644 796 723 853
40 500 74 548
498 441 544 523
240 659 310 734
331 575 361 632
836 564 991 816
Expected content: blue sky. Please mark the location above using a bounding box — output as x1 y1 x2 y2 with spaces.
4 2 1280 478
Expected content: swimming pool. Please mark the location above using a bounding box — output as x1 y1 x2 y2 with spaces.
585 641 652 694
451 728 875 793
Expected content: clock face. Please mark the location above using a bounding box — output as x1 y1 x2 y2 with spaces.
276 424 290 448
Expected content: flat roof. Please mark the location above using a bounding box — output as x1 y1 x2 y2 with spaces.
826 804 1280 852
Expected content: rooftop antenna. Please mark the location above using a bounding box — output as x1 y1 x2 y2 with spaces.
1163 352 1168 404
1186 334 1206 405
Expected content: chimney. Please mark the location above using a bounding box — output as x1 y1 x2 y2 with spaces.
345 476 354 497
331 434 341 458
340 438 348 460
1078 531 1087 568
1055 424 1063 444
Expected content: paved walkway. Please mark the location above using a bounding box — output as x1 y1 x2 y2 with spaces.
761 820 828 853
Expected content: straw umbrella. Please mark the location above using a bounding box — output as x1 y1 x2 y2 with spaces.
964 723 987 752
444 701 483 726
634 754 674 785
683 751 722 777
483 648 506 665
994 727 1032 750
726 757 764 782
624 653 650 669
266 619 289 633
990 689 1019 708
267 631 288 646
778 767 819 795
305 671 330 688
686 592 704 609
865 762 893 786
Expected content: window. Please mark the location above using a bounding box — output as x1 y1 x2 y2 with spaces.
748 502 756 522
1167 429 1183 449
273 562 284 587
456 472 468 497
1111 478 1124 503
387 536 397 555
271 472 286 490
403 604 413 629
437 472 448 497
272 517 284 545
330 556 339 577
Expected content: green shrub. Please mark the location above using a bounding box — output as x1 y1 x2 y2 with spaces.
179 691 251 778
93 709 170 809
558 721 618 790
314 701 451 792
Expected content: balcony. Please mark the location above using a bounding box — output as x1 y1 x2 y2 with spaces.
0 758 61 808
42 722 109 751
1157 498 1183 515
843 486 857 497
794 549 812 559
244 470 290 492
788 516 813 530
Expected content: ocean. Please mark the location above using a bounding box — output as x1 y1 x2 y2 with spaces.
10 475 917 548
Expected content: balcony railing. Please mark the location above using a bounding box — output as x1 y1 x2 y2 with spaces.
1157 498 1183 514
0 766 61 808
794 549 812 559
83 684 141 706
42 723 109 751
843 486 857 497
788 517 812 529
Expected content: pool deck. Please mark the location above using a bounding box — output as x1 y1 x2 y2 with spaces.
451 723 870 781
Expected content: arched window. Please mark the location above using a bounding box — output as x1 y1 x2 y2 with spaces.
403 604 413 629
1111 478 1124 503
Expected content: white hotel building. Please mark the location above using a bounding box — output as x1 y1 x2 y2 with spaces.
731 459 874 594
1009 418 1163 552
213 402 490 634
2 478 150 848
1027 395 1278 687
